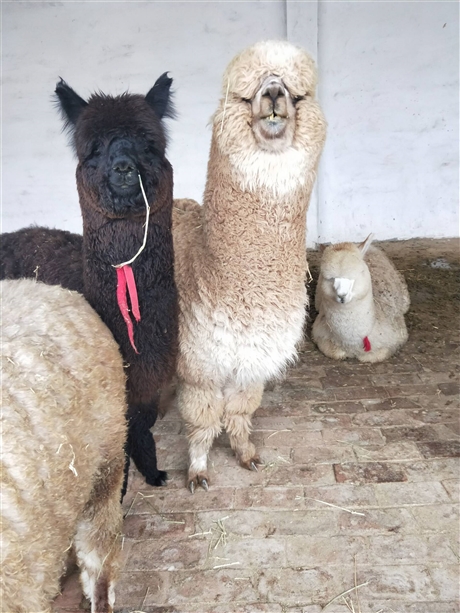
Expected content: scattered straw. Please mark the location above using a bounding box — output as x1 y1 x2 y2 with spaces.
219 79 230 136
213 561 240 569
299 496 366 516
189 530 212 539
306 260 313 283
266 429 292 440
321 581 370 611
96 532 121 581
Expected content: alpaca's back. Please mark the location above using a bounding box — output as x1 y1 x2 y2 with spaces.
312 238 410 363
1 279 126 611
365 246 410 317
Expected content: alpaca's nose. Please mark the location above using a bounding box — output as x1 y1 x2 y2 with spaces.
264 80 285 105
113 156 135 175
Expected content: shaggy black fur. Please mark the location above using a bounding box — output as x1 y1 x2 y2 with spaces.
1 76 178 497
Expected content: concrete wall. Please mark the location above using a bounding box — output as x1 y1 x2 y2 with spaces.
2 1 458 245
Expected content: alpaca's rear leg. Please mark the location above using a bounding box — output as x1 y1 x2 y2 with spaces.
178 382 224 493
223 383 264 471
74 456 124 613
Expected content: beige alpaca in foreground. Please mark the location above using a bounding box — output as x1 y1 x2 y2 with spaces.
312 235 410 363
173 40 327 492
1 279 127 613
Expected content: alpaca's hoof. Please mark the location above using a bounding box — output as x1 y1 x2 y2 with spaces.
240 456 264 471
187 474 209 494
145 470 168 487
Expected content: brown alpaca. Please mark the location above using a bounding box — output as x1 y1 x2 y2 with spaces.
1 279 127 613
172 40 327 492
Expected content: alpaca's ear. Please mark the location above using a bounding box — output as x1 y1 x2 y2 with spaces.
55 78 88 130
145 72 176 120
358 233 374 256
318 243 327 254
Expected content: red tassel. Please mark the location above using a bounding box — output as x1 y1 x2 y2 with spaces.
116 266 139 354
363 336 371 352
123 264 141 322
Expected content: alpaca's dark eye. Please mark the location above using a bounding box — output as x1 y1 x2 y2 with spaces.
87 143 101 160
292 95 306 105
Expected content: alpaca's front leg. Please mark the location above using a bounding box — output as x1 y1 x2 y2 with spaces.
178 382 224 493
223 383 264 471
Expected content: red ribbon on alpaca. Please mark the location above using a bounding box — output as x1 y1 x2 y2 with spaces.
116 265 141 354
363 336 371 352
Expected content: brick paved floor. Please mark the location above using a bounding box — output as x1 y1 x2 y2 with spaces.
54 238 459 613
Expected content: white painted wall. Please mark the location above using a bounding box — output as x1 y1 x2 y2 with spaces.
316 0 459 244
2 1 458 245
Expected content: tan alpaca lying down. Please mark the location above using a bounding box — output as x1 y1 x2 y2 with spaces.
173 40 327 492
312 234 410 363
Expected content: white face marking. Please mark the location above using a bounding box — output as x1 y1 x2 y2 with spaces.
333 277 355 304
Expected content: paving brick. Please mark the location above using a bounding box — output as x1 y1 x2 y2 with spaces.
322 427 386 446
257 567 353 606
438 381 460 396
352 408 427 428
358 564 438 600
364 533 457 564
302 484 379 508
411 504 460 533
332 386 389 401
403 458 460 482
286 535 368 566
164 569 259 605
334 462 408 484
123 512 193 539
352 441 423 462
210 537 286 568
261 429 323 447
385 384 440 397
265 463 336 487
310 401 367 414
293 444 356 464
373 482 451 506
235 486 305 510
358 601 460 613
442 478 460 501
116 570 169 607
292 414 353 430
337 507 418 535
363 396 421 410
371 373 423 387
129 487 235 514
125 538 209 571
383 425 441 443
429 565 460 600
321 373 373 389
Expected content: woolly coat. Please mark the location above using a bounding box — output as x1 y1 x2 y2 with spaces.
173 40 327 390
312 242 410 362
1 279 127 612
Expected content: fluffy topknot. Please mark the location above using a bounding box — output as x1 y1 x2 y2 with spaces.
222 39 318 99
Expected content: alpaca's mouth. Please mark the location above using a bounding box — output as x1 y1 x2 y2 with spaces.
251 76 296 151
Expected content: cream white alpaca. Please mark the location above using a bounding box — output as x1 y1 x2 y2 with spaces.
312 234 410 363
173 40 326 492
1 279 127 613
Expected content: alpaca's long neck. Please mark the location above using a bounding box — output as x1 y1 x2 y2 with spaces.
201 138 314 285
